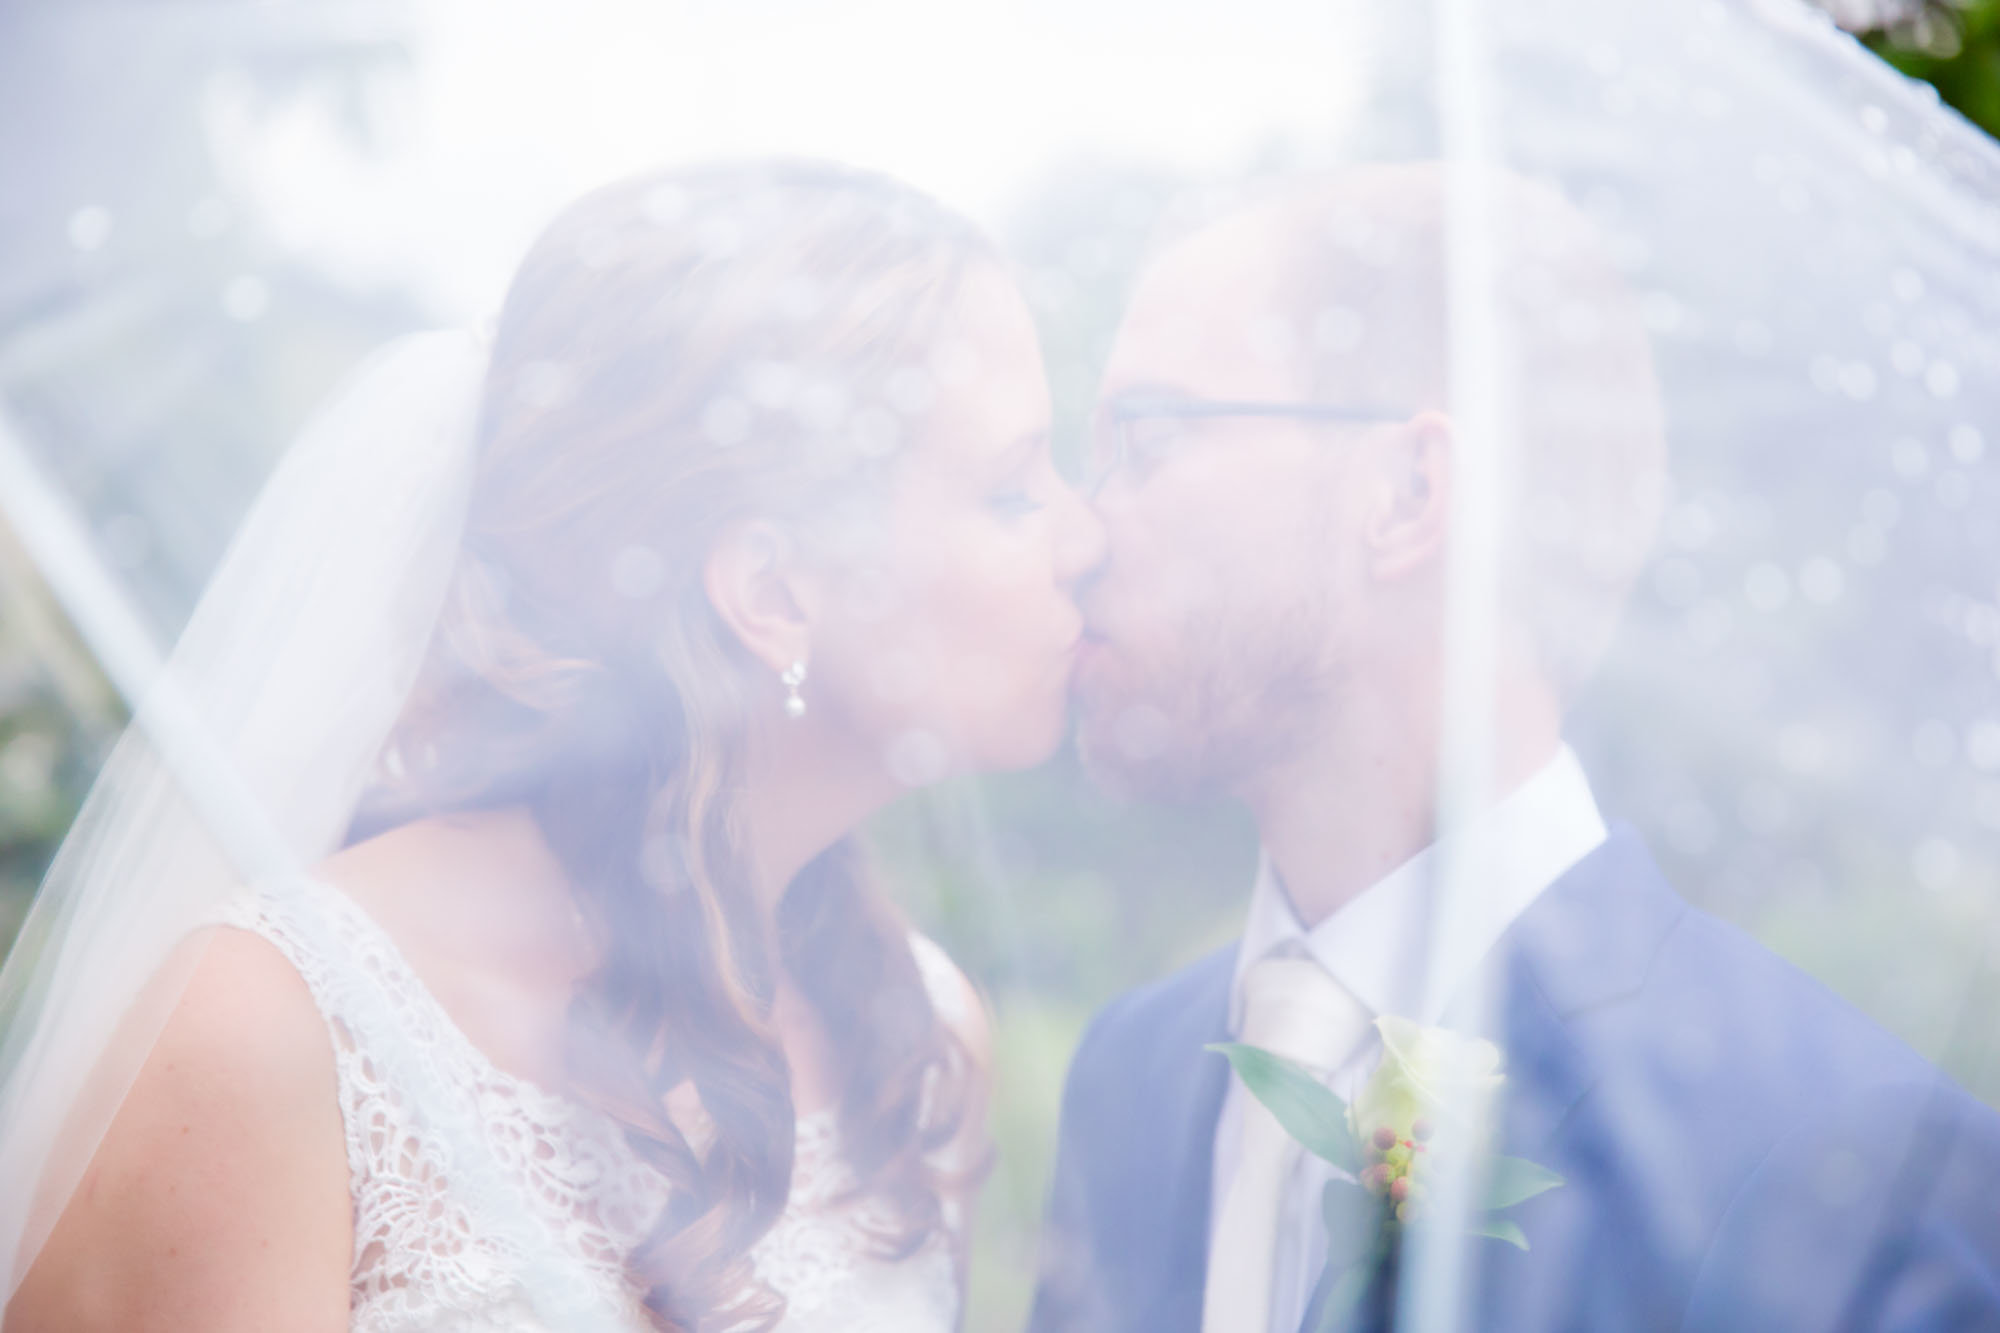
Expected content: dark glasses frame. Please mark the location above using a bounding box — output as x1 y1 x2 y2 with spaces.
1090 395 1403 491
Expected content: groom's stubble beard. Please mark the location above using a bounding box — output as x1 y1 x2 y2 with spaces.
1074 578 1340 805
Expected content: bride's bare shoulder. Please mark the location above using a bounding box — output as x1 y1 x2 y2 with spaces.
164 924 343 1082
7 928 350 1333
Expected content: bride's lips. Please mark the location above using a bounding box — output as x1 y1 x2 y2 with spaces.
1071 626 1113 685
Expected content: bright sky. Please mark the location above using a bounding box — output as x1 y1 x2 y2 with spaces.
207 0 1365 317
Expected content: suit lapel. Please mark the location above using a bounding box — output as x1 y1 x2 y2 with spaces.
1141 948 1235 1333
1459 823 1690 1155
1155 828 1687 1333
1283 827 1688 1333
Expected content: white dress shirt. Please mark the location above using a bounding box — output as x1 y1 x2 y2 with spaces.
1208 746 1608 1333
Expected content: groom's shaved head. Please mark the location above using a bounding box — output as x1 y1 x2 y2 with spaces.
1077 164 1666 800
1284 165 1662 686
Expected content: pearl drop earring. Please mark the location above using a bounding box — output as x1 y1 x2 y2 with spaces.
781 660 808 720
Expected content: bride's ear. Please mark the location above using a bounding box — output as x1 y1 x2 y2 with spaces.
703 520 814 674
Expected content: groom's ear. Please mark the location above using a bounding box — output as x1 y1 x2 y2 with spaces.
1363 409 1453 582
703 519 812 674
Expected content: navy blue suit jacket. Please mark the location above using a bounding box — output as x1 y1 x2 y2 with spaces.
1026 825 2000 1332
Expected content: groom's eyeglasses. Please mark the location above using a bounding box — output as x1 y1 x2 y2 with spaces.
1087 395 1400 494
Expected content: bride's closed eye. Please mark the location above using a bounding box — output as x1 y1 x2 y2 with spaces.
981 439 1056 521
985 484 1048 521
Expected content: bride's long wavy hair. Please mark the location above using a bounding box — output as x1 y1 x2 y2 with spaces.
358 160 986 1331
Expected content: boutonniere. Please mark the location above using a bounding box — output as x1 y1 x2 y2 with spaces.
1209 1017 1563 1329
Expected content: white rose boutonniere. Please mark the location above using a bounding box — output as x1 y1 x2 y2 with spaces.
1209 1018 1562 1329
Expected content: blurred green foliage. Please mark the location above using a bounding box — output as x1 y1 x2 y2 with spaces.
1866 0 2000 138
0 1 422 977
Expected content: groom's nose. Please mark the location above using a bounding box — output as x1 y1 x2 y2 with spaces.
1052 481 1109 585
1080 457 1145 542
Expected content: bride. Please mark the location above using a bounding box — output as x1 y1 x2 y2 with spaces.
4 159 1103 1331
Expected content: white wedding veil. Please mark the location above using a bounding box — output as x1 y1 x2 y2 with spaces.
2 0 1999 1326
0 330 485 1296
1355 0 2000 1318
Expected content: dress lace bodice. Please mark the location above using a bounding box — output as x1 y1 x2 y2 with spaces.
217 879 968 1333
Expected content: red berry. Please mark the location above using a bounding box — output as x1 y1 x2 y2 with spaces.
1412 1118 1435 1142
1390 1176 1411 1204
1372 1126 1398 1151
1361 1164 1392 1195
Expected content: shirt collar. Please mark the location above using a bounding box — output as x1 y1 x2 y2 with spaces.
1229 745 1607 1034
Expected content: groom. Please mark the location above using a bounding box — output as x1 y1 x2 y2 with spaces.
1028 166 2000 1333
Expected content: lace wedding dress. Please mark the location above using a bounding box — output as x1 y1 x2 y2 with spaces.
215 877 970 1333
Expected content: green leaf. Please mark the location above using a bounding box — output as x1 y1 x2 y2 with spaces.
1206 1042 1360 1172
1470 1216 1530 1251
1314 1182 1393 1331
1320 1179 1383 1271
1312 1262 1377 1333
1483 1154 1565 1211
